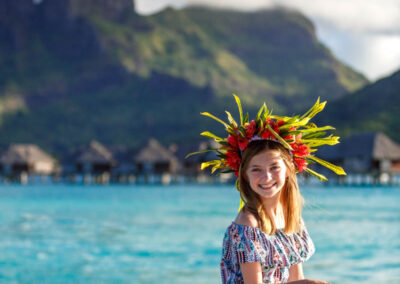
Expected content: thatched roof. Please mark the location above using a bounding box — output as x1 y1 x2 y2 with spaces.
76 140 114 164
319 132 400 160
135 139 177 163
0 144 55 164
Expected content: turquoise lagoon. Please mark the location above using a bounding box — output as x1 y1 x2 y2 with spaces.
0 184 399 283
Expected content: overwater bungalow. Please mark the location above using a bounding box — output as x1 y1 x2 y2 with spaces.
134 138 179 184
0 144 57 183
62 140 116 184
76 140 115 173
318 132 400 185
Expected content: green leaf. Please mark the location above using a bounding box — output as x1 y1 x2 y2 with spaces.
211 162 222 173
238 199 244 212
256 103 267 121
238 126 246 137
304 167 328 181
185 149 217 159
201 112 230 129
299 97 319 119
304 122 317 129
261 110 270 122
201 160 220 170
301 136 340 147
307 156 346 175
302 131 327 139
288 126 335 135
269 114 291 122
266 124 293 150
243 113 249 124
233 94 243 125
279 117 311 131
300 97 327 120
257 119 264 135
200 131 223 141
225 111 238 128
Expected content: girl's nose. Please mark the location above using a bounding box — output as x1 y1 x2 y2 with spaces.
262 170 272 180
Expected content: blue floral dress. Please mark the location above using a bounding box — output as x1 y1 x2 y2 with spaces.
220 222 315 283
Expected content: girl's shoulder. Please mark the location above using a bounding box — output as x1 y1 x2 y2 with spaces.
234 209 259 228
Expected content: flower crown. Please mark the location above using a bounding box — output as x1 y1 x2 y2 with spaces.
188 94 346 181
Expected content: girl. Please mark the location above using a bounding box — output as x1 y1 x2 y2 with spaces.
220 139 328 283
191 95 345 283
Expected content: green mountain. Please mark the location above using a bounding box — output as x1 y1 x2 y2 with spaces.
318 69 400 143
0 0 368 154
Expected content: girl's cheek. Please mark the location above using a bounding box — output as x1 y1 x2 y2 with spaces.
249 173 260 180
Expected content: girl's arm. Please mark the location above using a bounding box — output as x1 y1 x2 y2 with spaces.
240 262 263 284
288 263 304 281
240 262 329 284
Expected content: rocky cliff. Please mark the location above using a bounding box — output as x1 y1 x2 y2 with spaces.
0 2 371 151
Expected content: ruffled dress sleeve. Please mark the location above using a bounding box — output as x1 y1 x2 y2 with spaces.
220 222 266 283
220 222 315 284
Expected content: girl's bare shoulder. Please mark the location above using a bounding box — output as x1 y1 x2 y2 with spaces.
234 209 259 228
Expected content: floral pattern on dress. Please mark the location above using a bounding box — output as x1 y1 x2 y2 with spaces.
220 222 315 284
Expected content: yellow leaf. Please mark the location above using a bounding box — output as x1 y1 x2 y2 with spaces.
201 160 219 170
201 112 230 129
233 94 243 125
304 167 328 181
225 111 238 128
307 156 346 175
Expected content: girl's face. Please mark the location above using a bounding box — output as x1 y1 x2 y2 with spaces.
245 150 288 200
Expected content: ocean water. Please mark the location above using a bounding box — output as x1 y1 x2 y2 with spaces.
0 184 399 284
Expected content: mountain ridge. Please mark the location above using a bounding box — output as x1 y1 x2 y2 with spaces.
319 69 400 143
0 1 370 152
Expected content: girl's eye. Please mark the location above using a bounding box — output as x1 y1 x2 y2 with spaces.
271 166 280 171
251 168 261 172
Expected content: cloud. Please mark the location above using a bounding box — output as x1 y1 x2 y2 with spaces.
280 0 400 34
135 0 400 80
137 0 400 34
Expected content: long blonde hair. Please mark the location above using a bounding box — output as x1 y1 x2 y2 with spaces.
238 140 303 235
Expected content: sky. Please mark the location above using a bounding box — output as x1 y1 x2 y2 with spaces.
135 0 400 81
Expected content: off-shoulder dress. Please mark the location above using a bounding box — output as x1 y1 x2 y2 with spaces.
220 222 315 283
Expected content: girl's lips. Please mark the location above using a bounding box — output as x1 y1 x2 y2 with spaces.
259 183 276 190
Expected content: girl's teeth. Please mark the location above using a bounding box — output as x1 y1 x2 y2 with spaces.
260 184 273 189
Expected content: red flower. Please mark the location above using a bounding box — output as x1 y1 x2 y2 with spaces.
291 143 310 157
227 134 238 148
293 157 307 172
260 119 282 140
260 129 273 139
245 120 257 139
238 136 248 150
226 150 241 171
277 120 285 127
273 121 282 134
